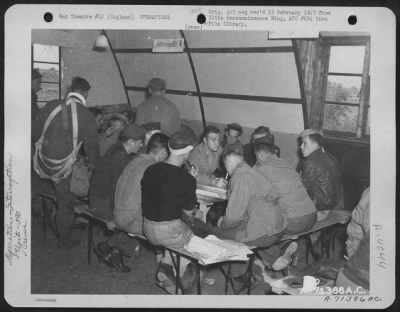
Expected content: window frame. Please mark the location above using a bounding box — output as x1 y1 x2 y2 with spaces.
31 44 62 106
320 36 370 141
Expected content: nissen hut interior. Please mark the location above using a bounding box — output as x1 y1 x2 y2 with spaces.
31 29 370 295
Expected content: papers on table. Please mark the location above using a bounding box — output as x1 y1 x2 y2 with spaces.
184 235 253 265
196 184 227 202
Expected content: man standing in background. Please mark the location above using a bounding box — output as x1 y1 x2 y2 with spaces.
136 78 181 136
31 68 42 120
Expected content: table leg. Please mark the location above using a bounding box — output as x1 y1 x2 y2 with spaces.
88 219 93 266
247 254 255 295
42 196 47 241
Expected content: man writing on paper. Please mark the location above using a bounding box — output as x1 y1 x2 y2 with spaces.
193 142 287 291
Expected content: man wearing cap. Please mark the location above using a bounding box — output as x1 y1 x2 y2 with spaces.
32 77 99 249
141 129 198 294
32 68 42 120
298 129 344 221
253 137 317 271
188 125 225 187
89 123 146 223
98 114 128 156
243 126 280 166
135 78 181 136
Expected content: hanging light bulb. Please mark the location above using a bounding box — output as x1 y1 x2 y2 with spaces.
93 30 109 51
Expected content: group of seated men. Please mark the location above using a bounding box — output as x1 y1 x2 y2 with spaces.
33 76 362 295
88 121 345 294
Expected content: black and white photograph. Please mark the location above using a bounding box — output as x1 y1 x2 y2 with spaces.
4 5 396 309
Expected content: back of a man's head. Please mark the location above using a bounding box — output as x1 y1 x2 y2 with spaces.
253 126 270 137
148 78 166 93
148 132 169 155
307 133 323 148
70 77 91 93
254 142 275 155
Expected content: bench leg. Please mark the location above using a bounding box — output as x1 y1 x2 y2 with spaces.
225 263 231 294
305 235 319 262
168 250 183 295
88 219 93 266
42 197 47 241
321 229 332 259
196 262 201 295
247 254 255 295
176 254 181 294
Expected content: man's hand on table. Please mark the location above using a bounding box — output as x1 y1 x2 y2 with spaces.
189 164 199 177
193 209 204 221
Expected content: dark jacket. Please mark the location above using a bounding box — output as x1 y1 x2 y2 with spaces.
32 95 99 173
89 142 132 201
32 90 39 121
300 149 343 211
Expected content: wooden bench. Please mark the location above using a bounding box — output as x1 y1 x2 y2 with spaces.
251 209 352 270
73 204 255 295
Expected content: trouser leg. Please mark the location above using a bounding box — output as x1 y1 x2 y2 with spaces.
244 232 285 273
54 177 76 245
161 252 191 277
258 213 317 267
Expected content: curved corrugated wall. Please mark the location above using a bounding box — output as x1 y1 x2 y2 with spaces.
32 29 305 166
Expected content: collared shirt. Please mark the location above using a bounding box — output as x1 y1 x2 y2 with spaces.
255 154 316 219
188 142 223 185
220 162 287 242
114 153 157 234
135 95 181 136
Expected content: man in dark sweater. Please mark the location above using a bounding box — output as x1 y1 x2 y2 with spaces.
89 123 146 221
141 129 198 294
